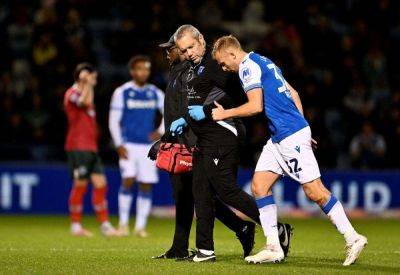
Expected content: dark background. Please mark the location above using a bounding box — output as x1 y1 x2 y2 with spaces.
0 0 399 169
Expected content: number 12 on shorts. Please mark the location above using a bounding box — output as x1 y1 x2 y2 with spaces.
285 158 302 174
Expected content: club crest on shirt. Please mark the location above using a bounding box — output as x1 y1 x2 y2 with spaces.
187 68 194 81
242 67 251 82
129 91 135 97
197 66 205 75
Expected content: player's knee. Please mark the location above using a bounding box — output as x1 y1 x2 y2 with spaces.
139 183 152 193
92 180 106 188
122 178 135 189
251 179 268 198
91 173 107 188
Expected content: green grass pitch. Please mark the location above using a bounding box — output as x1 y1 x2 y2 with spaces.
0 215 399 274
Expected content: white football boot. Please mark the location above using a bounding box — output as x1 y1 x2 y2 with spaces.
100 221 119 237
245 244 284 264
134 229 149 238
71 223 94 237
343 234 368 266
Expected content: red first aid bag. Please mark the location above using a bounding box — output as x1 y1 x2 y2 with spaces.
156 142 194 174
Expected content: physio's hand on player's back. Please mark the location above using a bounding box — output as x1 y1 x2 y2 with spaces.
117 145 128 159
188 105 206 121
170 118 187 136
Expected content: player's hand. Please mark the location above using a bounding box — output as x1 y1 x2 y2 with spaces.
212 101 226 121
116 145 128 159
188 105 206 121
311 138 318 151
149 131 162 142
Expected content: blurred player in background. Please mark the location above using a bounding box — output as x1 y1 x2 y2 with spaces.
109 56 164 237
212 35 367 265
64 63 118 237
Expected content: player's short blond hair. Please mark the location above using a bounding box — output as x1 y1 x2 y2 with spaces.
212 35 242 57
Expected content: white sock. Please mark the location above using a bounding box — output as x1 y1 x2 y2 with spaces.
118 187 133 227
256 195 280 248
134 191 152 231
199 249 214 255
322 195 357 244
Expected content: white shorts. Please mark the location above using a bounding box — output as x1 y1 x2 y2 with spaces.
255 126 321 184
119 143 158 183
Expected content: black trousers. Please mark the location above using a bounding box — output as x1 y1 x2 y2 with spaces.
169 171 247 255
193 145 262 251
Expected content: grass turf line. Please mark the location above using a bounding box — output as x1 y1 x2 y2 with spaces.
0 215 399 274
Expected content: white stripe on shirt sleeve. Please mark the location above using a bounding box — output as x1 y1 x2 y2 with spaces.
110 87 124 110
109 88 124 147
155 87 165 134
155 88 165 114
109 109 123 147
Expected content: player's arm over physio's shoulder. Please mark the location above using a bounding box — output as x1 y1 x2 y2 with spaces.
216 80 305 120
211 88 263 121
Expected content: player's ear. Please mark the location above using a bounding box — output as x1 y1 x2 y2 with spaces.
199 34 205 46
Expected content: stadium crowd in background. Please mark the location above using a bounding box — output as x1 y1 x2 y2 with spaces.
1 0 399 169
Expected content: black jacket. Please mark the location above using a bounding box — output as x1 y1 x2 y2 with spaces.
164 60 197 146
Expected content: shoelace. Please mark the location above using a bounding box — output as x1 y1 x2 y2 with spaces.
345 244 352 258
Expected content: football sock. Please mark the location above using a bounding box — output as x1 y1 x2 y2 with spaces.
69 185 87 223
118 185 133 226
322 195 357 244
92 185 109 223
135 190 152 231
199 249 214 255
256 195 280 247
